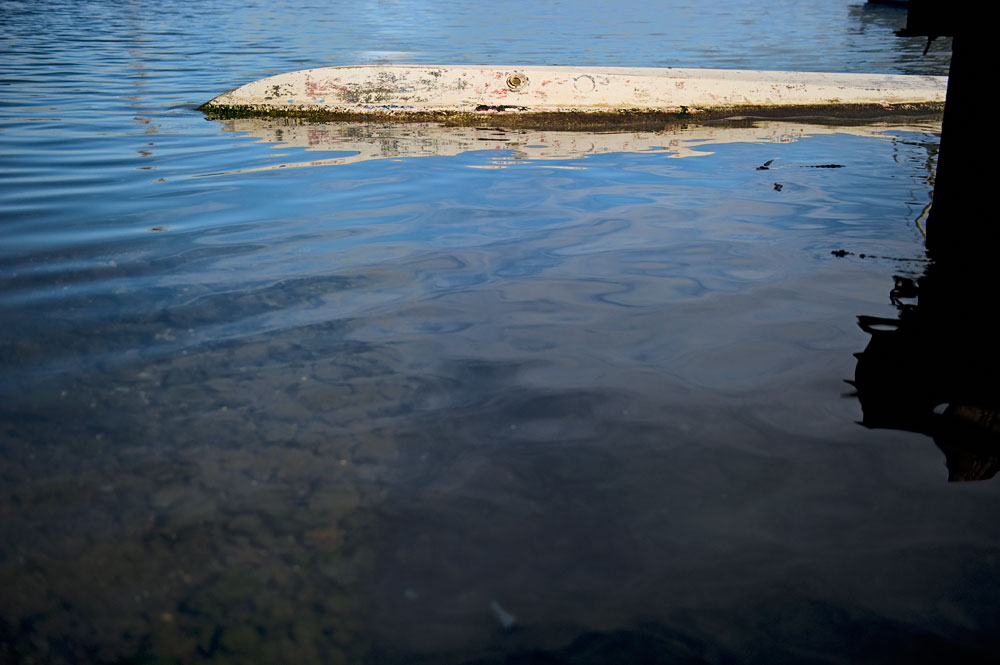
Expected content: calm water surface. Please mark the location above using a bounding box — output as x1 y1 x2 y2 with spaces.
2 1 998 664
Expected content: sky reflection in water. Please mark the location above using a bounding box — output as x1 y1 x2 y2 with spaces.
1 1 998 664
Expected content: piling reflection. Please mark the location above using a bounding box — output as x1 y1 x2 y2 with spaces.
852 261 1000 481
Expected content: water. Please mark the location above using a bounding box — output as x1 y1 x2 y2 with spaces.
2 1 997 664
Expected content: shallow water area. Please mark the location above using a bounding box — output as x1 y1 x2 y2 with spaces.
2 2 999 664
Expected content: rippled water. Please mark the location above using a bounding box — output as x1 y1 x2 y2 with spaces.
3 1 999 664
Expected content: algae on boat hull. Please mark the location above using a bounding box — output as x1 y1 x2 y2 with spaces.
198 102 945 130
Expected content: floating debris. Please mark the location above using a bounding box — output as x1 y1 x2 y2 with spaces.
490 600 516 630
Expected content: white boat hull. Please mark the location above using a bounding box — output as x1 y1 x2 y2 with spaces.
202 65 947 124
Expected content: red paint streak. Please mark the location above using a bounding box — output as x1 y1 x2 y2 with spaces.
304 79 344 97
307 127 330 145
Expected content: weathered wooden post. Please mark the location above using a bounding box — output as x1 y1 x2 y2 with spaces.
902 1 990 259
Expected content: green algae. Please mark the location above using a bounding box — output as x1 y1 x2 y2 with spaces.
199 102 945 130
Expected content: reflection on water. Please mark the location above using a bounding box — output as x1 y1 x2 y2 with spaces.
2 1 999 664
6 125 1000 664
853 265 1000 482
212 117 945 170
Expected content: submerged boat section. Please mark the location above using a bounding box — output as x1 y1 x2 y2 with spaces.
201 65 947 127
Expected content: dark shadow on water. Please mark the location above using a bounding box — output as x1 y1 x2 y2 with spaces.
385 594 998 665
852 257 1000 481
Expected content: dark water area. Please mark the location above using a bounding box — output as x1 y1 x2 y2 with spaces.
3 1 998 664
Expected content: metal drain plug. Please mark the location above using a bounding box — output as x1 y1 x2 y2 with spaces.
506 72 528 91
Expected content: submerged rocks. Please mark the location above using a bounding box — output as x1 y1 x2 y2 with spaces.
0 322 424 664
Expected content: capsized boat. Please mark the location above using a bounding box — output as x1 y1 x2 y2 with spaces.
200 65 947 127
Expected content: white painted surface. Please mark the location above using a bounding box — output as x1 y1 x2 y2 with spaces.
204 65 947 113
